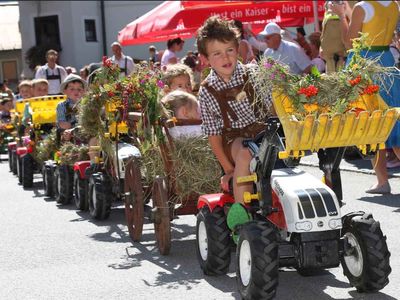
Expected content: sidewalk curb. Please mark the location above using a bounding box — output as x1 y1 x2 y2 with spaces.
300 161 400 178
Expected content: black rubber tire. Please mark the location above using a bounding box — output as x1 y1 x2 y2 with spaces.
54 165 74 205
8 149 12 172
74 170 88 211
341 212 391 292
88 172 112 220
17 155 22 184
11 150 17 174
236 221 279 300
43 163 55 197
196 206 231 275
22 154 34 188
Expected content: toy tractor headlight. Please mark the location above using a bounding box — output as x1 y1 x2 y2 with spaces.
328 218 342 229
295 221 312 231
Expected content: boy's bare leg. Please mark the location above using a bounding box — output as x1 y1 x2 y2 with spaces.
231 138 252 203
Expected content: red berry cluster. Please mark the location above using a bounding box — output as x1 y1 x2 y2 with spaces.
102 56 112 67
107 91 115 97
361 84 379 95
297 85 319 98
349 75 361 86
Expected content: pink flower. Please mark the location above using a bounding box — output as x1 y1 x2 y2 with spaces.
157 80 165 88
264 62 273 69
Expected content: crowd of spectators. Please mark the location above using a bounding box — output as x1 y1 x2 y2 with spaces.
2 1 400 194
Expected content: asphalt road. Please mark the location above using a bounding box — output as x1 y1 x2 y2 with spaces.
0 159 399 300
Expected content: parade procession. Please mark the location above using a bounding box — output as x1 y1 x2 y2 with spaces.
1 1 400 299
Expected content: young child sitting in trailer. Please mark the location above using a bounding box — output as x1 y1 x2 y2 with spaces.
161 63 194 95
161 90 202 139
32 79 49 97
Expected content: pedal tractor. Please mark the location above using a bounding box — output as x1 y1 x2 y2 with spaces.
13 96 65 188
196 93 397 299
42 128 89 207
73 104 141 220
1 122 16 169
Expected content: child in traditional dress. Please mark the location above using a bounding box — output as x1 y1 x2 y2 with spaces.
196 16 274 227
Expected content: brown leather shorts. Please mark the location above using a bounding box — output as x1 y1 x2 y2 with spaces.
222 122 266 165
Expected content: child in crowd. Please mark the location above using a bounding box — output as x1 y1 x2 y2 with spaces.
32 79 49 97
16 80 33 100
196 16 274 228
162 63 193 95
0 97 13 124
161 90 202 139
56 74 86 130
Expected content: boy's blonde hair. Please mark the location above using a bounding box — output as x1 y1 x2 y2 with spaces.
32 78 49 87
161 90 198 118
162 63 194 88
18 80 32 89
196 16 240 57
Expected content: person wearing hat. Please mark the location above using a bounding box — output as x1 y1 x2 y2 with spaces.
259 22 312 75
110 42 136 77
56 74 87 130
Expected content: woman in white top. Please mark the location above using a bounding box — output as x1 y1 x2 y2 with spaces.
234 20 256 64
161 37 185 68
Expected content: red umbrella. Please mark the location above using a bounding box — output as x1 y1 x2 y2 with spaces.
118 1 325 46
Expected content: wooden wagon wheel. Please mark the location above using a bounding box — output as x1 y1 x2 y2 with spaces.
152 176 171 255
124 157 144 242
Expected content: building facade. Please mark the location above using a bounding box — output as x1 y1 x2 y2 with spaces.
19 1 195 79
0 1 22 90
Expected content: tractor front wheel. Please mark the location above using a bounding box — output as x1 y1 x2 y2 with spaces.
43 163 55 197
341 212 391 292
236 221 279 300
54 165 74 205
74 170 88 211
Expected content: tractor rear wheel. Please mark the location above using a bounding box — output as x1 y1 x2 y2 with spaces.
11 150 17 174
22 154 34 188
88 172 112 220
124 158 144 242
196 206 231 275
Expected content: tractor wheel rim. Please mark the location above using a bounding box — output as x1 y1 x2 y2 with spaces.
57 173 62 194
344 232 363 277
74 176 79 200
239 240 252 287
92 184 97 207
198 221 208 261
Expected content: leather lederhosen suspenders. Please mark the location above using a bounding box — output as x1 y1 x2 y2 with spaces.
119 57 128 75
45 67 61 83
202 71 266 163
